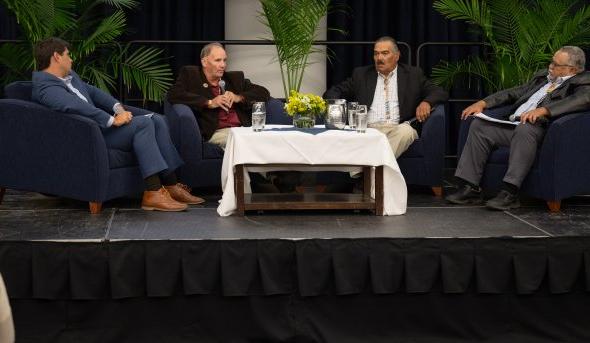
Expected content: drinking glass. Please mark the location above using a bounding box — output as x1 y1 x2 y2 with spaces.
355 105 368 133
347 102 358 129
252 102 266 132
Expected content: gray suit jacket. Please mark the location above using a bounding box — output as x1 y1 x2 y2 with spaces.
323 63 448 124
484 69 590 119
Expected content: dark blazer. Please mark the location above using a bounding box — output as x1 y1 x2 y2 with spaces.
32 71 118 128
323 63 448 125
484 69 590 119
167 65 270 141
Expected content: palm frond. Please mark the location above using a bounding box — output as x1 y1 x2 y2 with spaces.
2 0 173 102
0 42 33 84
116 46 173 102
433 0 492 36
431 57 496 93
78 63 117 93
488 0 525 61
76 10 126 59
434 0 590 93
529 0 575 52
2 0 76 41
96 0 138 10
547 4 590 49
259 0 331 98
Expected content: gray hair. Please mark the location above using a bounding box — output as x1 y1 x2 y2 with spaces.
375 36 399 53
559 46 586 72
200 42 224 59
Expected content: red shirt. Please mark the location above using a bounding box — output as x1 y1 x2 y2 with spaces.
211 85 241 129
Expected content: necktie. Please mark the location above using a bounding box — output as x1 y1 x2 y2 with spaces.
546 82 558 93
384 76 391 120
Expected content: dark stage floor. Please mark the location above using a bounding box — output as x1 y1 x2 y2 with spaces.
2 182 590 241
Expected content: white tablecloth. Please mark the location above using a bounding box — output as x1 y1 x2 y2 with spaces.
217 125 407 216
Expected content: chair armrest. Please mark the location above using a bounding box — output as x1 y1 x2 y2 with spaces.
420 105 446 159
163 102 204 161
0 99 109 200
536 111 590 198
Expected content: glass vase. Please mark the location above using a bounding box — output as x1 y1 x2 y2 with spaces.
292 113 316 128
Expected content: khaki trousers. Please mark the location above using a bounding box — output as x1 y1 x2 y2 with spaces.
370 122 418 158
208 128 232 150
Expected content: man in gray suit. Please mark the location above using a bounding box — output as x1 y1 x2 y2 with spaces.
447 46 590 210
324 36 448 158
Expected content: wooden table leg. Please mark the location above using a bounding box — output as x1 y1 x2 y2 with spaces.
235 165 245 216
375 166 384 215
363 166 371 199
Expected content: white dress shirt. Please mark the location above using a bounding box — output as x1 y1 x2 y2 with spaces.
511 74 574 120
369 68 400 125
59 75 120 127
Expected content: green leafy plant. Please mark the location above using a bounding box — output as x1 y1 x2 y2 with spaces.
0 0 172 102
258 0 334 99
432 0 590 94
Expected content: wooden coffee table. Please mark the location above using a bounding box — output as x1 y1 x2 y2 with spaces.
234 164 384 215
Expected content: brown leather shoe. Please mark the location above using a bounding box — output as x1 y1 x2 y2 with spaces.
141 188 188 211
164 183 205 205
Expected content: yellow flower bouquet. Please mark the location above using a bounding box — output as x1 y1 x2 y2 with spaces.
284 90 327 128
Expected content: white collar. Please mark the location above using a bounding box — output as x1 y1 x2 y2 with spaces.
378 67 397 80
547 74 574 84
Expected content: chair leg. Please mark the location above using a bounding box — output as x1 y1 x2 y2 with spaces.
431 186 443 198
89 202 102 214
546 201 561 213
0 187 5 204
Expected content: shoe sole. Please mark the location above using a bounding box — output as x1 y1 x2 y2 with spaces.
141 206 187 212
485 201 521 211
184 199 205 205
446 197 484 205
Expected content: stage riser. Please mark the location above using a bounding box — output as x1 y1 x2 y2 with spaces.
2 238 590 342
11 293 590 342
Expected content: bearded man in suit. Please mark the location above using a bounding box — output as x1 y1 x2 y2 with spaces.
323 36 448 158
446 46 590 210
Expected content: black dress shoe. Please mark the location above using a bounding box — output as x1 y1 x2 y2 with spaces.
485 190 520 210
445 184 483 205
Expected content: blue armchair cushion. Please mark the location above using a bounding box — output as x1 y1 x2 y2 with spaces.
4 81 33 101
203 143 224 159
400 138 424 158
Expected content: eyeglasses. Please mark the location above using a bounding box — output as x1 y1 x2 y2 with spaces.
549 60 573 68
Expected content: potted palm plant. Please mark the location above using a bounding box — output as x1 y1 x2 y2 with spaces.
431 0 590 94
0 0 172 102
258 0 331 100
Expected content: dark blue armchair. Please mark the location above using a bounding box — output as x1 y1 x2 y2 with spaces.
164 100 446 193
0 82 145 213
398 105 446 195
457 106 590 211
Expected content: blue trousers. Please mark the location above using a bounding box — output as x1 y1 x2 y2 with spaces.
102 108 183 178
